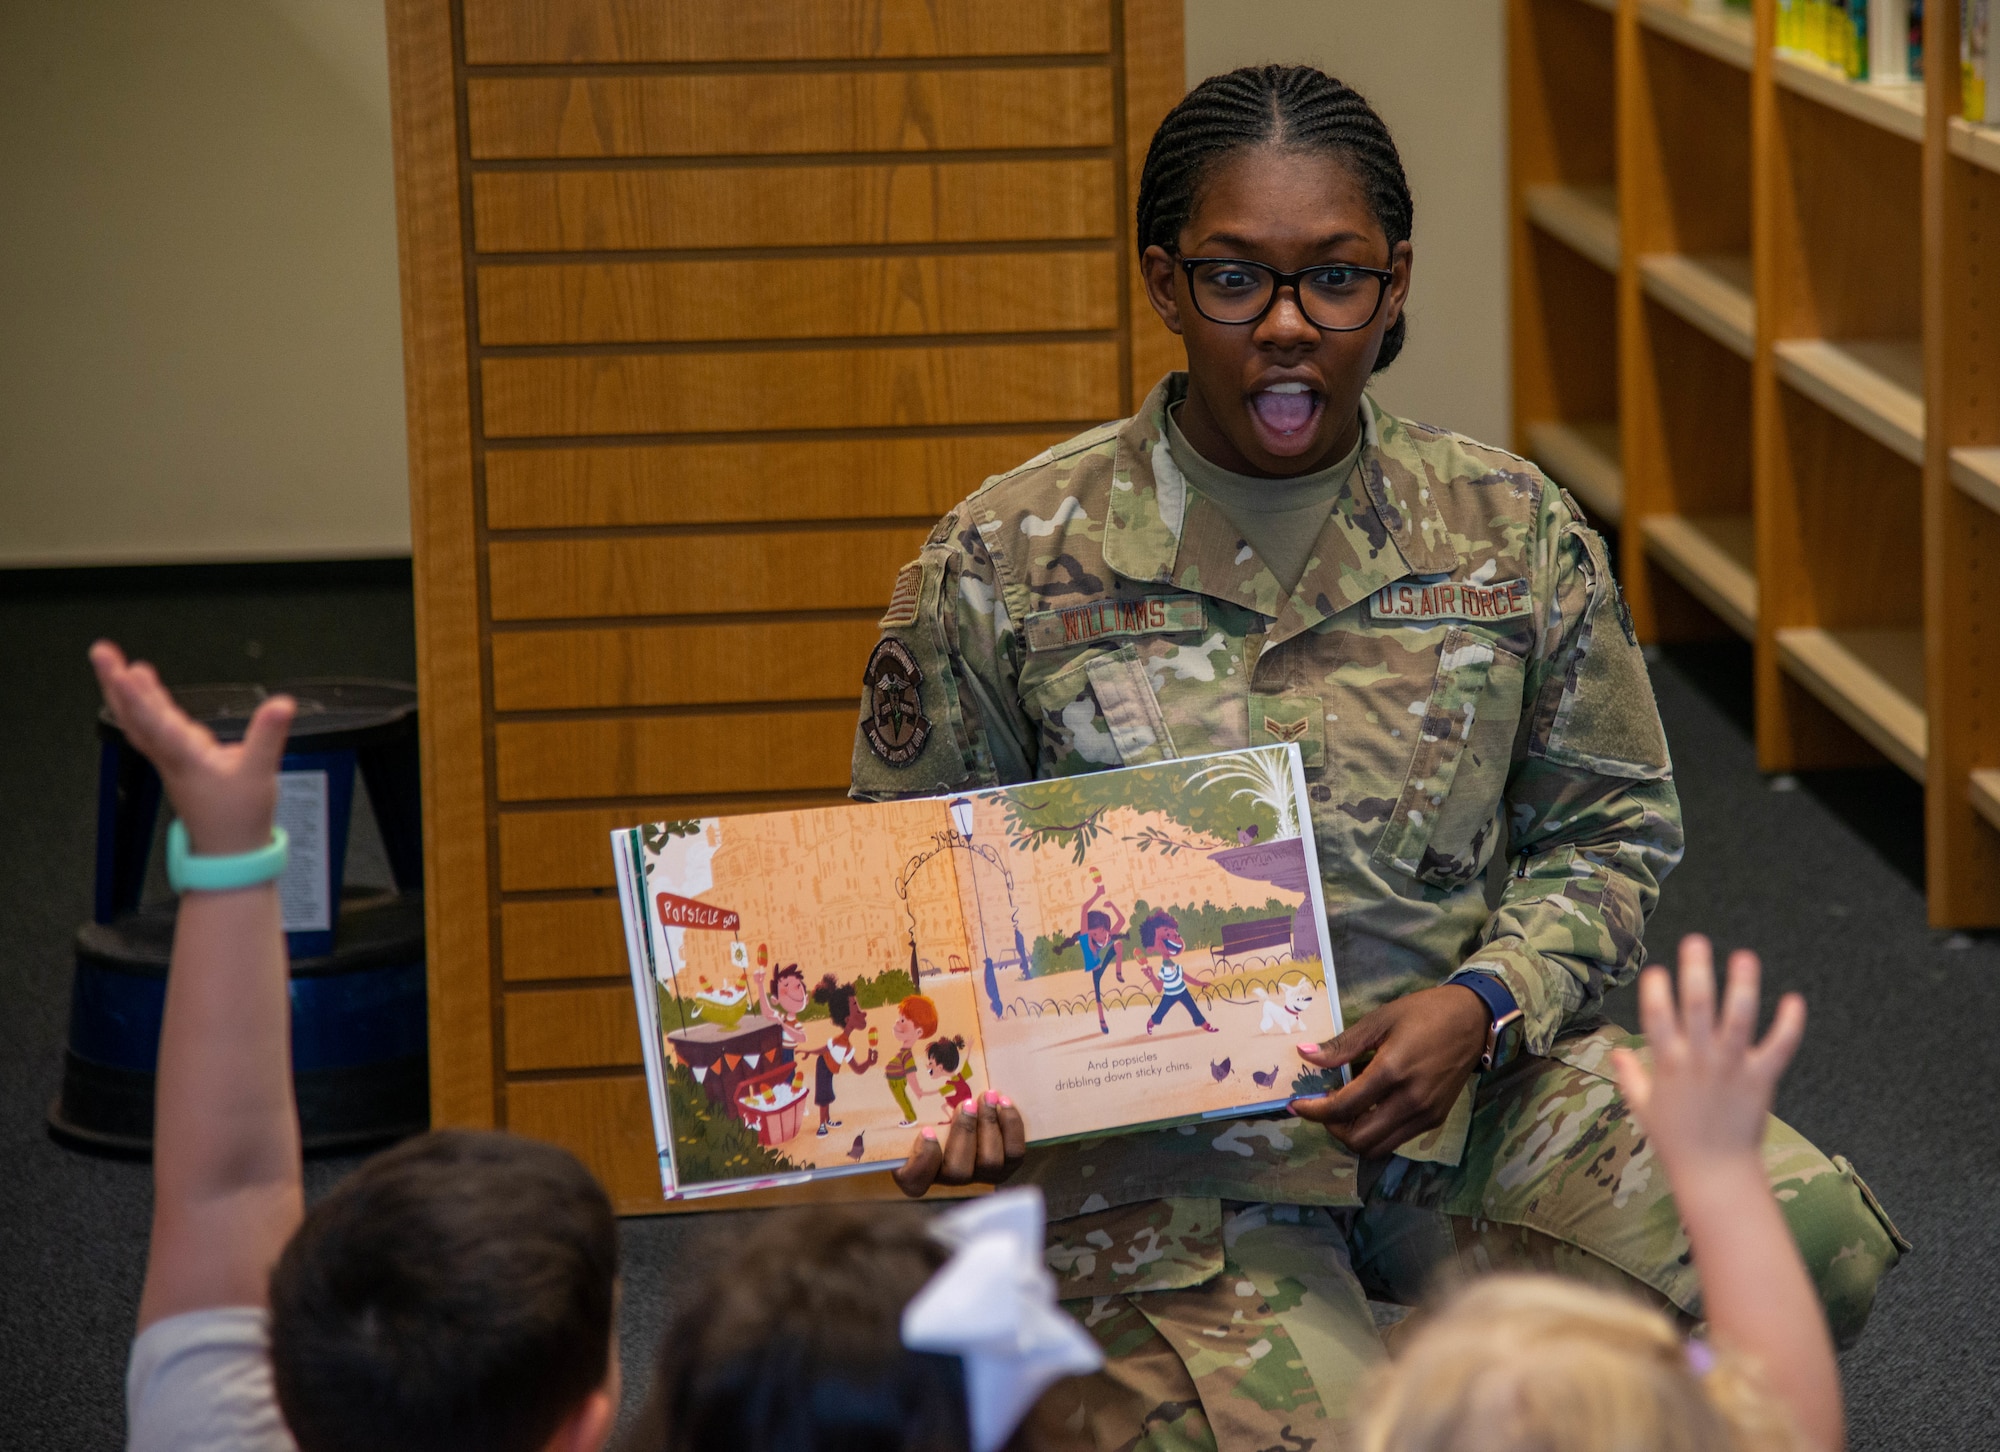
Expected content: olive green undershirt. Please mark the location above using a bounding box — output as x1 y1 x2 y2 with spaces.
1167 403 1365 599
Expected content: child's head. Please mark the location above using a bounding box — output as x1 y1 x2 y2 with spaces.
812 973 865 1030
1139 912 1181 954
1084 910 1111 942
1354 1276 1801 1452
268 1129 618 1452
631 1202 1079 1452
773 962 808 1013
927 1034 966 1074
896 993 940 1045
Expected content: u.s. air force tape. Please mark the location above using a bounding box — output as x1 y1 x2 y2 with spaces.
1370 578 1532 623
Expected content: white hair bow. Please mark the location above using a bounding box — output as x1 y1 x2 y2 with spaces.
900 1188 1104 1452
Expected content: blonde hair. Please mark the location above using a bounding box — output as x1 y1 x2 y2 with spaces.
1354 1276 1803 1452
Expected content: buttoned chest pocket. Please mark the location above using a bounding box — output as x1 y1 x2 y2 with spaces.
1019 645 1179 774
1371 626 1526 890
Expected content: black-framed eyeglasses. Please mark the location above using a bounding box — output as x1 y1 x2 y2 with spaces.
1176 256 1395 332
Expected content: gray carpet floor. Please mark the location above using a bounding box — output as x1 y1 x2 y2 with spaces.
0 565 1994 1447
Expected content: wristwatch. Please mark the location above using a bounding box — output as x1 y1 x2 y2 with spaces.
1452 970 1525 1072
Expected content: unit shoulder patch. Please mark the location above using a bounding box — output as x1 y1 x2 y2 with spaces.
1021 594 1208 652
860 637 930 766
1370 578 1533 624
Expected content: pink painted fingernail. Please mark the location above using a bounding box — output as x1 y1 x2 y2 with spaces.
985 1089 1001 1105
1000 1096 1013 1108
921 1127 938 1141
1286 1100 1302 1116
1298 1043 1318 1054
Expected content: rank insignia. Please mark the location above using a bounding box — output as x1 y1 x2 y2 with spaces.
861 638 930 767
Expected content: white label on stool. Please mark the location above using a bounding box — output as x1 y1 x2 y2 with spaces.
276 769 331 933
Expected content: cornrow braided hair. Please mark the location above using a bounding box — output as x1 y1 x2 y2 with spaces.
1137 64 1414 369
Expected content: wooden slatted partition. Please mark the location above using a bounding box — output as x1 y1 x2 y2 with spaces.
385 0 1185 1210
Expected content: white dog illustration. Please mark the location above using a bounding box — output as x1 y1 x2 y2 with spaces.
1253 979 1314 1034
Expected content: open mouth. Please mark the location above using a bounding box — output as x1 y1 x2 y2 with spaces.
1248 381 1324 452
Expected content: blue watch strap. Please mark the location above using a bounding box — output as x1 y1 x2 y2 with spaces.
166 819 290 893
1450 969 1519 1023
1451 969 1525 1070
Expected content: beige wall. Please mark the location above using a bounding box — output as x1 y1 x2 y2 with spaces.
1184 0 1510 447
0 3 1509 566
0 0 409 566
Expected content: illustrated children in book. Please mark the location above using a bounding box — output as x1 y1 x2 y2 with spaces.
755 961 810 1064
1138 911 1218 1035
808 974 880 1137
884 994 938 1126
926 1034 975 1118
1078 878 1127 1036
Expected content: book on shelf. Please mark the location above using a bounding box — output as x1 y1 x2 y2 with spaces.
610 744 1343 1200
1969 0 1996 121
1781 0 1923 79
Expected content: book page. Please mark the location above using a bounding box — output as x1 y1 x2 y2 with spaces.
634 800 984 1193
955 746 1340 1143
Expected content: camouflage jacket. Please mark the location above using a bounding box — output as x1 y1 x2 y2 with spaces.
849 375 1682 1240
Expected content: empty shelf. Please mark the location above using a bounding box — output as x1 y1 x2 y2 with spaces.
1951 448 2000 517
1639 253 1755 358
1970 769 2000 837
1524 419 1623 523
1774 50 1924 143
1773 338 1925 464
1524 185 1621 274
1949 118 2000 176
1637 0 1754 69
1775 626 1927 781
1641 515 1757 637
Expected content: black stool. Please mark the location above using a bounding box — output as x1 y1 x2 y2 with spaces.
50 681 429 1155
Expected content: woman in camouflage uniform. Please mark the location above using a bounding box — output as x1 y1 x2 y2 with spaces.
866 66 1904 1452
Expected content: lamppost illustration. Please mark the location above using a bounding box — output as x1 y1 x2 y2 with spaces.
897 798 1024 1018
950 797 1001 1017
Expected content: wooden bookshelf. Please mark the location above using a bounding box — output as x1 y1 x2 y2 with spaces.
1773 48 1924 141
1513 0 2000 923
1636 0 1753 69
1949 448 2000 516
1638 252 1754 357
1924 1 2000 923
1512 0 1621 508
1524 419 1624 522
1617 0 1754 642
1641 513 1757 635
1970 770 2000 836
1525 183 1623 271
1774 627 1927 780
1771 339 1925 464
1948 116 2000 174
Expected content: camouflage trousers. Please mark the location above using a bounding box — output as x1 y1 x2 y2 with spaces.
1031 1024 1908 1452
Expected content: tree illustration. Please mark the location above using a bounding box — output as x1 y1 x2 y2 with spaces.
997 748 1294 864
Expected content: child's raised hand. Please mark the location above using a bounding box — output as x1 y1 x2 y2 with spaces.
1609 934 1805 1179
894 1090 1026 1197
90 642 295 856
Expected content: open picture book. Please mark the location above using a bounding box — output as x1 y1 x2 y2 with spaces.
611 744 1342 1199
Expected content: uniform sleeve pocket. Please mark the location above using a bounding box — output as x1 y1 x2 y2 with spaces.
1536 525 1672 780
1371 626 1523 889
1020 646 1178 772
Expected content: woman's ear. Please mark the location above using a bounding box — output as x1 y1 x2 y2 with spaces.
1381 238 1415 331
1140 245 1185 334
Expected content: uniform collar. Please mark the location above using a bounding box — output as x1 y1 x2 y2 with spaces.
1103 374 1457 642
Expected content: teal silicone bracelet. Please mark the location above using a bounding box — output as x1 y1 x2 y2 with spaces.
165 819 290 893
